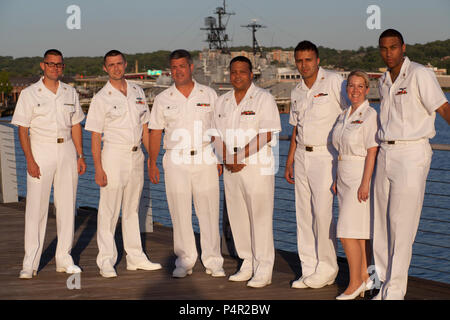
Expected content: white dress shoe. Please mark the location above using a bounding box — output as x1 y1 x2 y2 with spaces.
247 276 272 288
56 264 82 274
291 276 309 289
205 267 226 277
100 266 117 278
172 267 193 278
19 269 37 279
364 278 374 291
127 260 162 271
304 272 337 289
228 270 253 282
336 282 366 300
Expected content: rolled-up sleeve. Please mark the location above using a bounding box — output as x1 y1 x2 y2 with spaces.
258 92 281 134
11 90 32 127
364 110 379 150
85 95 105 133
148 96 165 130
71 90 85 125
416 68 448 114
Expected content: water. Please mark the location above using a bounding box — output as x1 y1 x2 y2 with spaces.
3 93 450 284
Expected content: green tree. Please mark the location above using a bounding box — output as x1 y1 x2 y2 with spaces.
0 71 13 106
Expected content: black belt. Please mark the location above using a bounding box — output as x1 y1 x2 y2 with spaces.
57 138 65 143
387 141 395 145
190 150 197 156
305 146 313 152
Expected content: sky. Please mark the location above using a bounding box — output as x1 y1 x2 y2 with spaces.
0 0 449 58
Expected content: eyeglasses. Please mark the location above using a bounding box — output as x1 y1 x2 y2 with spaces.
44 62 65 69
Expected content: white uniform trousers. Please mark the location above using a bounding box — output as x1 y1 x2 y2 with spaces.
223 164 275 279
96 145 149 270
294 147 338 278
163 149 223 271
373 141 432 300
23 138 78 271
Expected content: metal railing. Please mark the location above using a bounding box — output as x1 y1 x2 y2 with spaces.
4 122 450 284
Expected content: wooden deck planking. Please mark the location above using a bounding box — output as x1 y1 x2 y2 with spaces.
0 202 449 300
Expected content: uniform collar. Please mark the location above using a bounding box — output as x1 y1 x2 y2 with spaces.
347 99 370 121
297 67 324 91
35 77 64 97
232 82 256 106
383 56 410 87
105 79 130 97
171 79 200 99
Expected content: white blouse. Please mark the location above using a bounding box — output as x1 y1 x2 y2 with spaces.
332 100 379 157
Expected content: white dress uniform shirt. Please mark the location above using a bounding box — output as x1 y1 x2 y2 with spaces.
377 57 447 142
85 80 150 146
373 56 448 300
332 100 378 158
149 80 217 150
290 67 347 147
214 82 281 164
12 77 85 138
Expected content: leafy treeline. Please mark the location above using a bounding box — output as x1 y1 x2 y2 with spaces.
316 39 450 72
1 39 449 77
0 50 174 78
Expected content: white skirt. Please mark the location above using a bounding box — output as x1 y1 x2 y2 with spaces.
336 158 370 239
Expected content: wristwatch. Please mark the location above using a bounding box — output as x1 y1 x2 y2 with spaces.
77 153 85 159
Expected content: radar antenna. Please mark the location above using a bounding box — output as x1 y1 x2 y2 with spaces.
201 1 235 53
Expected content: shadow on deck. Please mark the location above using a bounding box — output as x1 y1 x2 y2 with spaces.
0 202 449 300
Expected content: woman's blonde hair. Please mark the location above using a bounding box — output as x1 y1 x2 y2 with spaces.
347 70 370 88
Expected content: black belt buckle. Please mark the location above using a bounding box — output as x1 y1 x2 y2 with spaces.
387 141 395 145
57 138 64 143
190 150 197 156
305 146 313 152
233 147 239 153
131 146 138 151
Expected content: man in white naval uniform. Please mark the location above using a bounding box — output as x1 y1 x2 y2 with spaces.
149 49 224 278
213 56 281 288
12 49 86 279
86 50 161 278
373 29 450 300
284 41 347 289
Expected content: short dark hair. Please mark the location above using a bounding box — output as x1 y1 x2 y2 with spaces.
229 56 253 72
104 50 126 65
44 49 63 60
294 41 319 58
170 49 192 64
379 29 404 45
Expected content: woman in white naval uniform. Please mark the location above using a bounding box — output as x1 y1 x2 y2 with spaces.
331 71 378 300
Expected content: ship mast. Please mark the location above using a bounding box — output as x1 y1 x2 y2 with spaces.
201 0 235 53
241 20 267 56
